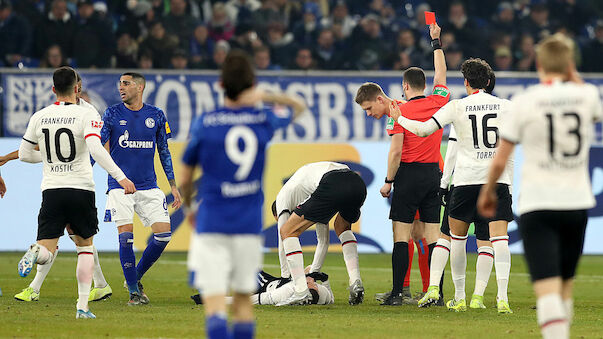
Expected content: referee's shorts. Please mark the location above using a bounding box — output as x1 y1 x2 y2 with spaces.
390 162 441 224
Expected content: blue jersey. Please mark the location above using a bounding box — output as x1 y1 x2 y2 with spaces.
101 103 174 191
182 106 291 234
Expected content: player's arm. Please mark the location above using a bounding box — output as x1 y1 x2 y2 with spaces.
430 23 446 87
477 139 515 218
0 150 20 166
380 133 403 198
0 171 6 198
18 140 42 163
86 136 135 193
441 128 457 190
310 223 330 273
261 91 307 120
156 118 182 209
391 99 454 137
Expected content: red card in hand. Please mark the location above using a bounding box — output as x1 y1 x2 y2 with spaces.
425 11 436 25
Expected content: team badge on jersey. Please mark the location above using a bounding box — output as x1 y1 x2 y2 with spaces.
145 117 155 128
386 117 395 130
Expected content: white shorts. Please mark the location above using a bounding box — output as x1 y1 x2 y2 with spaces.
189 233 263 296
105 188 170 227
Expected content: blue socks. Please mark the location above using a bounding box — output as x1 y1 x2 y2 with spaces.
206 314 228 339
136 232 171 281
118 232 138 293
232 322 255 339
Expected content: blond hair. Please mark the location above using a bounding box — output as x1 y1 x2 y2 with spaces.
536 33 573 75
354 82 386 104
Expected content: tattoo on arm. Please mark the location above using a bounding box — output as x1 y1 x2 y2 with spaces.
169 179 177 188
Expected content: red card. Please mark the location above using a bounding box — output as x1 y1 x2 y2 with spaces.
425 11 436 25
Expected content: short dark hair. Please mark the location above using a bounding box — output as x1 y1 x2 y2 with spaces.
354 82 385 104
309 288 319 304
461 58 491 90
121 72 146 88
402 67 426 90
271 200 277 218
53 66 77 96
221 49 254 100
485 69 496 94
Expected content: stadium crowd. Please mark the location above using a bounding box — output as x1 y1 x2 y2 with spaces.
1 0 602 72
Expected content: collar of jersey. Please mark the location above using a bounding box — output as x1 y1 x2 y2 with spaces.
54 101 74 105
471 89 484 95
121 102 146 112
407 95 426 101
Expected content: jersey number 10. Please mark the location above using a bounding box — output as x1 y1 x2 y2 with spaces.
42 128 76 163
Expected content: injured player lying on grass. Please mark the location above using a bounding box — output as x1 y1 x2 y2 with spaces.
191 267 334 306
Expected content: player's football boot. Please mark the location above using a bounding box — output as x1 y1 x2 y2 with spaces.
75 309 96 319
18 244 41 277
417 286 440 307
137 281 150 304
348 279 364 305
446 298 467 312
89 285 113 301
374 291 390 302
14 287 39 301
469 294 486 309
128 292 144 306
380 292 403 306
275 290 312 306
497 299 513 314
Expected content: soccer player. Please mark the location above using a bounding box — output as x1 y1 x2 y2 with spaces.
478 34 601 338
419 69 498 308
10 73 113 303
16 66 136 319
273 161 364 305
253 270 334 306
100 71 182 305
181 50 306 339
355 22 449 306
390 58 514 313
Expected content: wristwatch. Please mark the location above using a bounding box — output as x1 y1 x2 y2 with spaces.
385 177 394 184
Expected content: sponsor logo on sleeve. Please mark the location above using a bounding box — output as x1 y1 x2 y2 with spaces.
165 122 171 134
91 120 103 129
433 86 449 97
386 117 395 130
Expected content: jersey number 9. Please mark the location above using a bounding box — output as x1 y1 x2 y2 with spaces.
225 126 258 181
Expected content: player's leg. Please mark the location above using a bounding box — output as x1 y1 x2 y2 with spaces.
15 243 59 302
230 234 262 337
490 183 514 313
309 223 329 273
136 189 172 282
333 213 363 305
447 217 470 311
470 239 493 309
277 212 291 278
279 214 316 305
411 220 430 294
381 221 412 306
72 234 96 318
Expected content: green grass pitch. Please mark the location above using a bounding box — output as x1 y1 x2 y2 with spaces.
1 252 602 338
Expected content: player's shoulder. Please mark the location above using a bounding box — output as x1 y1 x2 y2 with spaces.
143 103 166 116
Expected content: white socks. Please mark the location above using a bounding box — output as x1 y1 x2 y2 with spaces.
537 294 569 339
429 238 450 287
310 223 329 273
30 247 59 293
338 230 361 285
92 246 108 288
282 237 307 294
491 236 511 302
473 246 494 297
76 245 94 311
36 245 53 265
564 298 573 325
450 233 468 301
277 213 291 278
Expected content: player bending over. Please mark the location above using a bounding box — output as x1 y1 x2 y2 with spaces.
479 34 602 338
273 161 364 305
181 50 306 339
391 58 514 313
17 67 136 319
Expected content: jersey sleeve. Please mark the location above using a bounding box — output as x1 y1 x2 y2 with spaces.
156 110 175 181
22 114 38 145
182 117 204 166
589 85 603 122
100 107 114 145
265 107 292 132
431 100 457 129
386 112 405 136
430 84 451 107
499 96 522 144
82 108 104 140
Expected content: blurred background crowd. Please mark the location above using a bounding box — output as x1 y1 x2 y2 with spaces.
1 0 602 72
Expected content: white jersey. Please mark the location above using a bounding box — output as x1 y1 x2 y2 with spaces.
252 278 334 305
275 161 349 214
432 90 512 186
22 102 104 192
78 98 100 117
500 81 602 214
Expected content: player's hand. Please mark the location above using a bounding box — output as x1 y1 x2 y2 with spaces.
171 186 182 210
568 68 584 84
118 178 136 194
186 209 197 228
380 183 392 198
429 23 441 40
439 187 449 206
389 101 401 121
477 186 497 218
237 87 265 106
0 176 6 198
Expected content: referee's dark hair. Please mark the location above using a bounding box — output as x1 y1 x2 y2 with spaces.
53 66 77 96
121 71 146 89
222 49 255 100
402 67 426 91
461 58 491 90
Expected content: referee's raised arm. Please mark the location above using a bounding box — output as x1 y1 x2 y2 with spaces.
430 23 446 87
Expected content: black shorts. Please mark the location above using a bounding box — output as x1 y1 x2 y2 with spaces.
449 184 513 224
390 162 440 224
440 187 490 241
294 169 367 224
37 188 98 240
519 210 587 281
